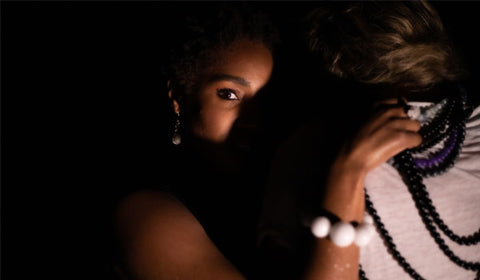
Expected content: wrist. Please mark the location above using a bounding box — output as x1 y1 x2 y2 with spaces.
335 141 374 175
329 155 368 188
322 156 367 222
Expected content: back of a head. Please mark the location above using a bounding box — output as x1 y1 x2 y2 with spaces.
306 0 467 91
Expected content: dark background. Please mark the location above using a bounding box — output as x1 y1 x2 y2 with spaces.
3 1 480 279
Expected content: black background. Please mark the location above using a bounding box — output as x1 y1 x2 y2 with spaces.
3 1 480 279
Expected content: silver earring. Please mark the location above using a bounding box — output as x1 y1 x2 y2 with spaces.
172 112 181 145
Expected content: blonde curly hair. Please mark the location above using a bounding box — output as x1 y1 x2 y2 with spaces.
306 1 467 90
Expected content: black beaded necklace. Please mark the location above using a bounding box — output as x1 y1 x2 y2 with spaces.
359 86 480 279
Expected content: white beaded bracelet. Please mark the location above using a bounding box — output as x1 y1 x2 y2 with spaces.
311 213 375 247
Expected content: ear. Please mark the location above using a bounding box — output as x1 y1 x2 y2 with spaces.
167 80 180 114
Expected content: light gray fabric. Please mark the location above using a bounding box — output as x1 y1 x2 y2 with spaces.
361 105 480 280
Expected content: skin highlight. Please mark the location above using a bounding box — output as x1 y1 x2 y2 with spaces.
191 39 273 143
115 38 273 280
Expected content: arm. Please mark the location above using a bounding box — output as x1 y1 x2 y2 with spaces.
303 105 422 280
114 190 246 280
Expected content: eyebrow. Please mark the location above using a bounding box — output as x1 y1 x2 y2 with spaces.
209 74 251 87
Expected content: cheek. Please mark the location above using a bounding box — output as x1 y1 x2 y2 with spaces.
193 103 239 143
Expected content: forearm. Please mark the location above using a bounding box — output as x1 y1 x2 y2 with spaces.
304 159 366 280
322 158 366 222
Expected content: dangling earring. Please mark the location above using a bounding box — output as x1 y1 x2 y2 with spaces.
172 112 181 145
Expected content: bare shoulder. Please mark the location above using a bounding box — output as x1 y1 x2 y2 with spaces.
114 189 245 280
115 189 202 236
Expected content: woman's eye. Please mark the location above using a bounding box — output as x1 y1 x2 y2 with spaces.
216 88 239 101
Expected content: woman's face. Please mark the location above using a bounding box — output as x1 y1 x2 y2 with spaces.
190 39 274 143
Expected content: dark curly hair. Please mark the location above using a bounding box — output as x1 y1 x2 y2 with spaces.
163 3 279 98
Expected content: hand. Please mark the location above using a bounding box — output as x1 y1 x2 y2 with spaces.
336 99 422 175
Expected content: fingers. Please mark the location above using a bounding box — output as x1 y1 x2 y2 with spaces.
342 96 422 172
386 118 421 132
373 115 422 152
373 98 400 107
351 114 421 172
367 96 419 135
366 107 408 135
373 97 408 107
381 129 422 150
358 129 421 171
401 131 423 149
379 131 422 163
